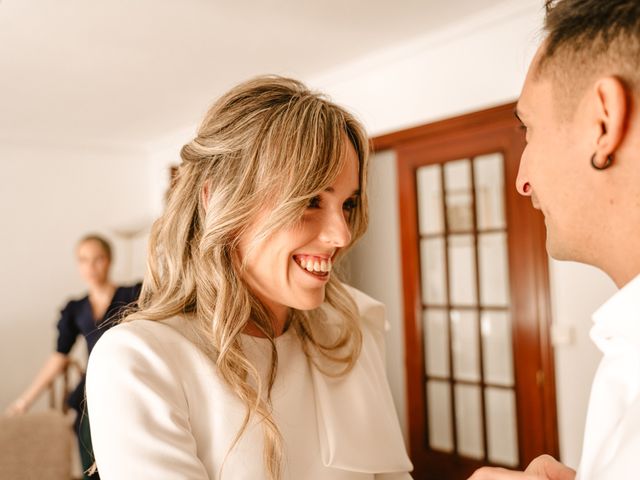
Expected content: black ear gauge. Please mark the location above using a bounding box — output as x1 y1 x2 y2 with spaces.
591 153 613 170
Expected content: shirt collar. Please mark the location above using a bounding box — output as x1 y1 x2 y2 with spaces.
591 273 640 351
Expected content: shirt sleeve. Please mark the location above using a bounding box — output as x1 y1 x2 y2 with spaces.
86 322 210 480
56 302 79 354
591 397 640 480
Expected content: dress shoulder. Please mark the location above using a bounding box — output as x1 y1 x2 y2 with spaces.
60 295 87 314
90 318 188 364
343 285 386 328
86 319 210 479
342 284 388 357
116 282 143 302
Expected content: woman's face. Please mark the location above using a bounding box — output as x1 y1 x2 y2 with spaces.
238 141 361 326
77 240 111 288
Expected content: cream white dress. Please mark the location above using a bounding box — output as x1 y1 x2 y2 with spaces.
86 286 413 479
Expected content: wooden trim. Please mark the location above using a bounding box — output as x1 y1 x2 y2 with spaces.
376 102 559 478
396 144 427 466
48 358 85 414
469 156 490 462
372 103 518 152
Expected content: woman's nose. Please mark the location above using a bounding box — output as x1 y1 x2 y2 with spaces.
319 209 352 247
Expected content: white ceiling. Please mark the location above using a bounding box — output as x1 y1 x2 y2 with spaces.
0 0 508 150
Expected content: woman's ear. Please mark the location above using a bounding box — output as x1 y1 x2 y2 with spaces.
201 180 211 212
593 76 629 158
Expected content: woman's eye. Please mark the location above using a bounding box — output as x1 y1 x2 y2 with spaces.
307 196 321 209
306 195 358 212
343 198 358 212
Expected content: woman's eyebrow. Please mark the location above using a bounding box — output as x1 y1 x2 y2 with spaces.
324 187 361 195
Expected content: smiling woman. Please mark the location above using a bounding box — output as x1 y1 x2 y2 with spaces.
85 76 412 480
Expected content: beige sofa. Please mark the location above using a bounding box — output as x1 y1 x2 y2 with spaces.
0 410 73 480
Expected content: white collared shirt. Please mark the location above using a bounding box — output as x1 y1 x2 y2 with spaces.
577 274 640 480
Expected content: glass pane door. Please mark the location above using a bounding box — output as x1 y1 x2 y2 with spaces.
417 153 519 467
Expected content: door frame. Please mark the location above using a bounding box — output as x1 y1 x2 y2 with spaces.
372 103 559 479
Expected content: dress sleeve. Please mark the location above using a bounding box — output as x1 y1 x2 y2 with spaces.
56 302 79 354
131 281 143 300
86 322 210 480
118 282 142 306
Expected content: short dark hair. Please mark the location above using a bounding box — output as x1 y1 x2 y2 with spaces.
78 234 113 261
538 0 640 97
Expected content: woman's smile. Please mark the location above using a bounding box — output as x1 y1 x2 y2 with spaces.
292 255 332 282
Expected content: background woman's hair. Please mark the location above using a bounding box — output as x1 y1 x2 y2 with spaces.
126 75 370 480
77 234 112 262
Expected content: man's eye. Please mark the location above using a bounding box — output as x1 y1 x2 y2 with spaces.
343 198 358 212
308 196 321 209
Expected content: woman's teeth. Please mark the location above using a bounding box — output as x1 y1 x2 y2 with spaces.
295 255 332 274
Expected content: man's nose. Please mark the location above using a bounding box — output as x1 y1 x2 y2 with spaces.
515 162 532 197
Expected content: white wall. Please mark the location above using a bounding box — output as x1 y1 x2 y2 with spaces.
0 143 152 412
144 127 196 219
309 0 542 137
548 260 616 467
316 0 615 469
346 150 408 445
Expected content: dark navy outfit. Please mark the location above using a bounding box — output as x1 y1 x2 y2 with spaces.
56 283 141 478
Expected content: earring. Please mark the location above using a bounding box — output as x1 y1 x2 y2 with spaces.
591 153 613 170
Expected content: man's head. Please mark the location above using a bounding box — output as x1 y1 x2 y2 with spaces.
538 0 640 115
516 0 640 285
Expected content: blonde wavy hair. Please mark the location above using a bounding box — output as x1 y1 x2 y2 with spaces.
127 75 370 479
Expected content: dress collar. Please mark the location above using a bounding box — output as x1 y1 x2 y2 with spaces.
310 286 413 473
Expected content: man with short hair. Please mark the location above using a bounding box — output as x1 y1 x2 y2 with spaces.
469 0 640 479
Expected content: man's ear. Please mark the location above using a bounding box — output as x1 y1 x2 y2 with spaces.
593 76 629 163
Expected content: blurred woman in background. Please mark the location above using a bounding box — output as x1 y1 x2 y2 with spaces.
5 234 141 479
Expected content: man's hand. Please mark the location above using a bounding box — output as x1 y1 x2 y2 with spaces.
467 455 576 480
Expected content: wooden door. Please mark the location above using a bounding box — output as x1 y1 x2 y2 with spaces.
373 103 558 480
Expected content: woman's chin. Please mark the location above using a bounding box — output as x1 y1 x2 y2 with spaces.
289 287 326 311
